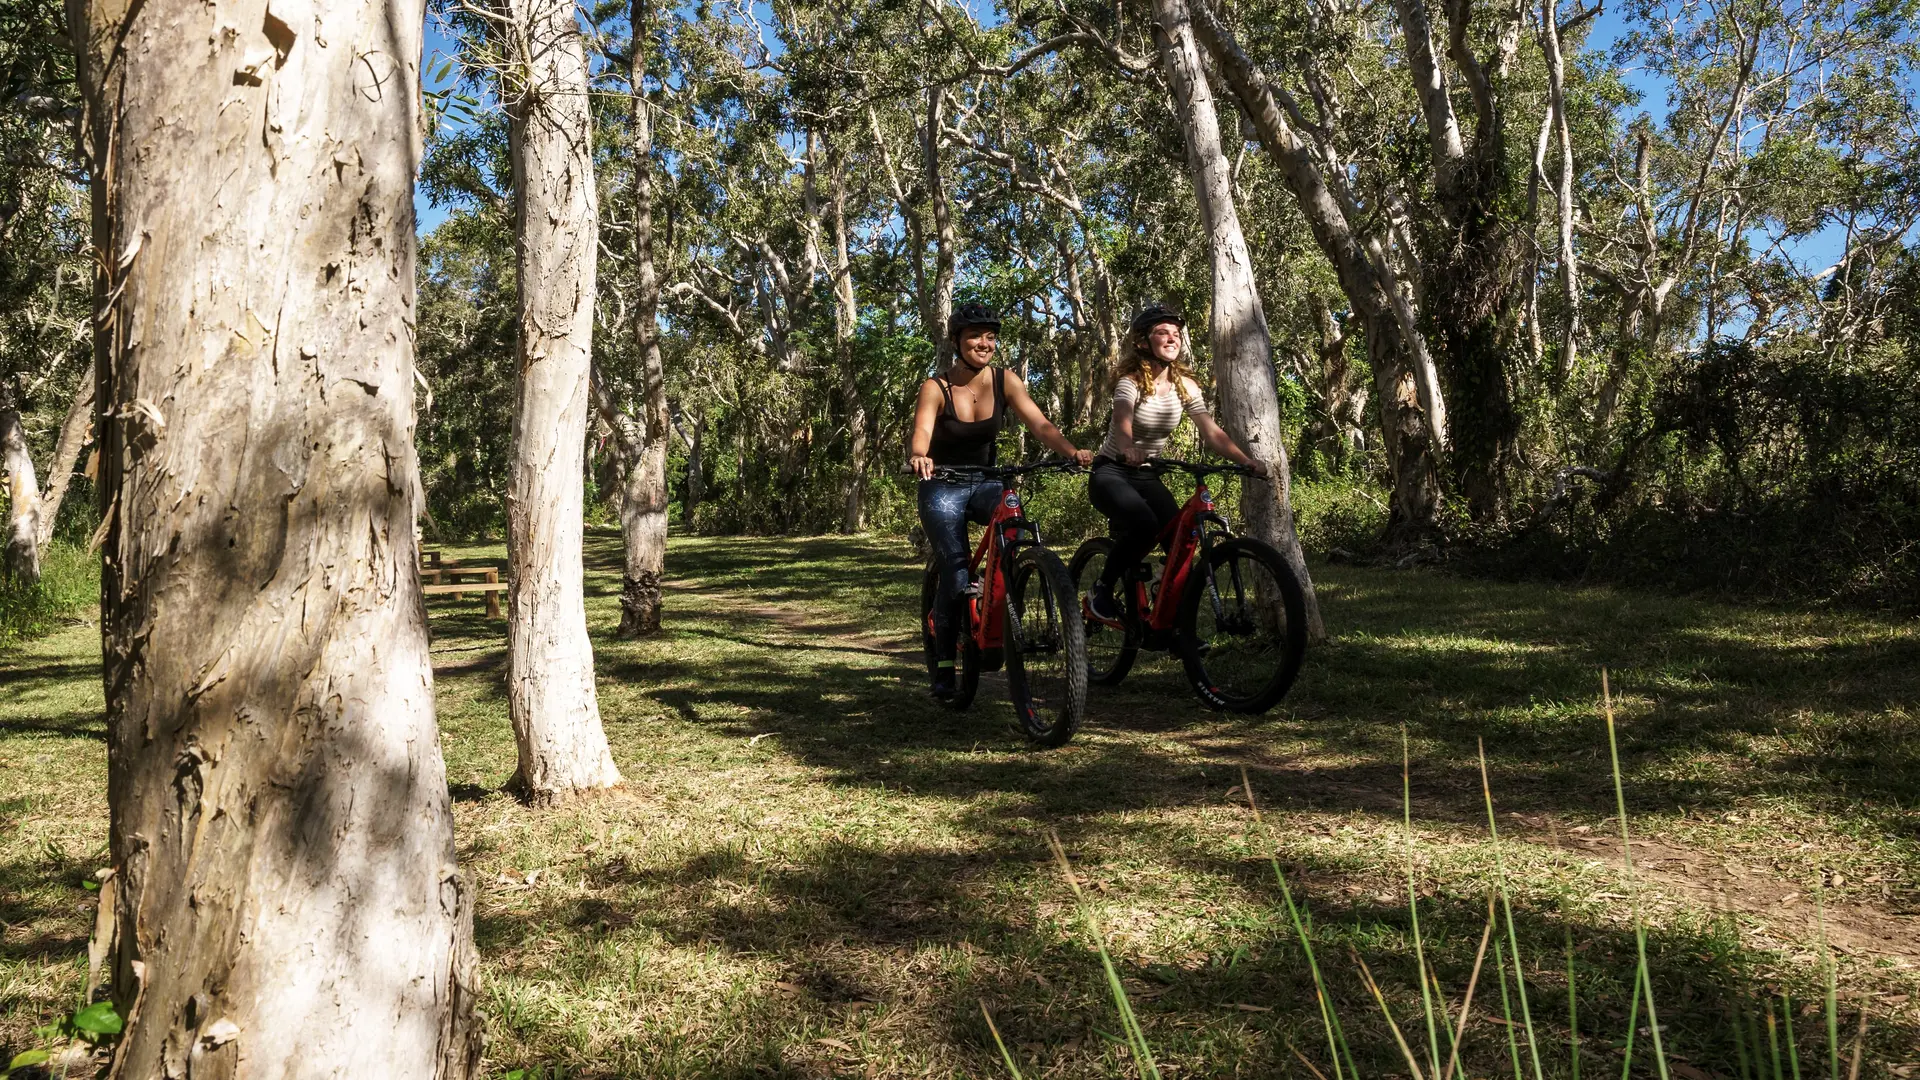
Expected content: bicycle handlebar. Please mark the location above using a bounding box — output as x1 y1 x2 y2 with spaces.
913 459 1085 482
1145 458 1266 481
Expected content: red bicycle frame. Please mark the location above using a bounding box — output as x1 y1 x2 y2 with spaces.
923 478 1039 652
1092 477 1217 633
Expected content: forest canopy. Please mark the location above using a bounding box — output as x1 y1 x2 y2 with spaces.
4 0 1919 605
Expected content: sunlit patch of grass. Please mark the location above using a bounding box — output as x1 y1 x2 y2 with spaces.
0 542 98 651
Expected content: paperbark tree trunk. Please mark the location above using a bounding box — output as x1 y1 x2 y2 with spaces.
36 377 96 550
1189 0 1444 543
1152 0 1326 642
68 0 481 1073
923 86 957 367
501 0 620 802
614 0 671 636
830 139 868 533
1542 0 1581 377
1 406 40 584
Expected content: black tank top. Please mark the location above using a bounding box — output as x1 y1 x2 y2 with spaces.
927 368 1005 467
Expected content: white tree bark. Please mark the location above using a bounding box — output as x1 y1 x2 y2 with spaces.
1 407 40 584
923 87 957 366
613 0 671 635
36 377 96 550
1541 0 1581 376
1188 0 1444 540
502 0 620 802
830 137 868 533
68 0 480 1073
1151 0 1326 641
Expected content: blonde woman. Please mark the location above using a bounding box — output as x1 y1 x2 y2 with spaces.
1086 305 1267 621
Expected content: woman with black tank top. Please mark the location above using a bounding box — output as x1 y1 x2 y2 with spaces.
908 302 1093 698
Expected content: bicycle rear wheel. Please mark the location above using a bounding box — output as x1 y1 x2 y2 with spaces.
1175 537 1307 714
1067 537 1137 686
1005 547 1088 747
920 563 980 709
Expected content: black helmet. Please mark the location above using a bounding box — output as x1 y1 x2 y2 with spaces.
948 301 1002 341
1130 303 1185 338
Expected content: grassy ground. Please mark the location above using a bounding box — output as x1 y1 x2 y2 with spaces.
0 542 98 651
3 530 1918 1078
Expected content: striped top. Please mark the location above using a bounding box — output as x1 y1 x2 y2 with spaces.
1097 375 1210 461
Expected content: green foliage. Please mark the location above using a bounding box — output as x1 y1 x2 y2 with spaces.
1502 337 1920 606
0 541 97 651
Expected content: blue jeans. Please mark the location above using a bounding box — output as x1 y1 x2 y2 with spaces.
918 477 1004 663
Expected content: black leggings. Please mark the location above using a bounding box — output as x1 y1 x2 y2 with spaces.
1088 459 1180 585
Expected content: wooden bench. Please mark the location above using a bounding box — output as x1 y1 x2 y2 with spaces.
420 565 506 619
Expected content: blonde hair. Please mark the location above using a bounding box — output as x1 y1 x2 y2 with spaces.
1114 326 1200 405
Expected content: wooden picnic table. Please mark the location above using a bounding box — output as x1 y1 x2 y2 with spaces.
419 560 507 619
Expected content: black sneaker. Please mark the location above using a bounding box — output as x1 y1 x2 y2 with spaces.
931 665 957 699
1087 580 1122 623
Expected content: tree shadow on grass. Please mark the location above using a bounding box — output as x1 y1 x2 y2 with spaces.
471 828 1920 1078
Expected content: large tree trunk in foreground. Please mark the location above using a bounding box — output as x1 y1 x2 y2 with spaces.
611 0 671 636
502 0 620 802
69 0 480 1073
1 407 40 584
36 377 95 550
1152 0 1326 642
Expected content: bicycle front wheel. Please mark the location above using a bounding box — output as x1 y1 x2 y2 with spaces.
1005 547 1088 747
1068 537 1137 686
1175 537 1307 714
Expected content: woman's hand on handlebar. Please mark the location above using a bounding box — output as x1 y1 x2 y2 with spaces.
1122 447 1149 467
1070 448 1094 468
909 454 934 479
1243 458 1270 479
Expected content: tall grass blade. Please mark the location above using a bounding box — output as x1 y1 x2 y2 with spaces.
1494 936 1525 1080
1441 896 1498 1080
1429 966 1458 1067
1766 997 1784 1080
1618 956 1644 1080
1288 1041 1333 1080
1565 924 1580 1080
1817 887 1839 1080
1783 992 1803 1080
979 1001 1026 1079
1602 670 1671 1080
1844 1010 1867 1080
1478 738 1546 1080
1406 731 1443 1080
1351 946 1429 1080
1240 768 1357 1080
1047 830 1161 1080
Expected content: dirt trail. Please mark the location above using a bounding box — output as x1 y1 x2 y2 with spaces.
673 574 1920 972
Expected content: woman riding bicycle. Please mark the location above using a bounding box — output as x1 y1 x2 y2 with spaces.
1085 304 1268 623
909 302 1094 699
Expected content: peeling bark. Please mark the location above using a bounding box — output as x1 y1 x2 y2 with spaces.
612 0 671 636
501 0 621 802
68 0 480 1073
1152 0 1326 642
923 87 957 366
37 377 96 551
1 407 39 584
1190 0 1443 541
